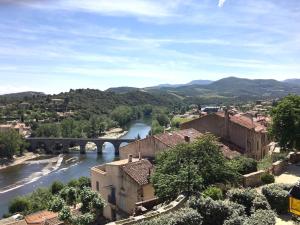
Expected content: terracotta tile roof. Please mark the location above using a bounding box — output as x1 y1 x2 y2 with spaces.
44 218 63 225
25 211 57 225
218 140 242 159
216 112 267 132
121 159 153 186
154 129 202 147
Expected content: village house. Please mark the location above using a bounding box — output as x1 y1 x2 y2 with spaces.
119 128 240 160
91 156 154 221
180 110 270 160
0 122 31 137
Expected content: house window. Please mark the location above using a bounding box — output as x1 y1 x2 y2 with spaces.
96 181 99 191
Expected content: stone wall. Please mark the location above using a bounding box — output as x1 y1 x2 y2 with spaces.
119 136 168 160
243 170 265 187
272 159 288 176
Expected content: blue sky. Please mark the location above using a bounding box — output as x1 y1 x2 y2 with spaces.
0 0 299 94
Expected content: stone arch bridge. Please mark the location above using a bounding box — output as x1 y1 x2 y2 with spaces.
26 137 136 155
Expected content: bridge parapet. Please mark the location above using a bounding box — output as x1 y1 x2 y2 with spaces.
26 137 135 155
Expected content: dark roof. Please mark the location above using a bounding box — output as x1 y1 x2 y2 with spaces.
121 159 153 186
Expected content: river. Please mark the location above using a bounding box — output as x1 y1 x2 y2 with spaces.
0 120 151 217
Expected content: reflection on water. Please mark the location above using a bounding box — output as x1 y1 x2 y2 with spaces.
0 120 151 217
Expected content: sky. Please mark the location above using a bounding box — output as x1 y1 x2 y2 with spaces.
0 0 299 94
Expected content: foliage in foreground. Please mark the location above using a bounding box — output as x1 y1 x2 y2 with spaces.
262 183 293 214
135 207 203 225
151 134 240 201
8 177 96 216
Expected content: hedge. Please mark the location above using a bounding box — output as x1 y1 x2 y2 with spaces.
188 196 245 225
136 207 203 225
261 183 292 214
244 209 276 225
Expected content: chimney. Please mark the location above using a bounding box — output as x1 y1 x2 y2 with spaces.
224 108 230 139
138 152 142 160
128 154 133 163
184 135 190 143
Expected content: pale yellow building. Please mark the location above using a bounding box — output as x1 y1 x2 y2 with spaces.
91 156 155 221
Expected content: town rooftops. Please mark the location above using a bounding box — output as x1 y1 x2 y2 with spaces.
215 111 267 132
154 128 202 147
25 211 57 225
121 159 153 186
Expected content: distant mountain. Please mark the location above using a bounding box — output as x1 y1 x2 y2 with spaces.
0 91 45 99
284 79 300 86
186 80 213 85
106 87 139 94
145 77 300 104
147 79 213 89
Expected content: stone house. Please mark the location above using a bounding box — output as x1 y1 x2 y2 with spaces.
91 157 154 221
180 110 270 160
119 128 240 160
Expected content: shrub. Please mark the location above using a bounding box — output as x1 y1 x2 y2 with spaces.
49 197 65 212
261 173 275 184
251 195 271 212
262 183 290 214
9 197 30 214
203 186 223 200
136 207 203 225
244 209 276 225
226 188 257 215
223 216 246 225
229 156 257 175
188 196 245 225
50 181 64 195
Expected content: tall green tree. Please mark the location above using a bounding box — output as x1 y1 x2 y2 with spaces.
111 106 133 127
0 130 27 159
269 95 300 150
151 134 239 201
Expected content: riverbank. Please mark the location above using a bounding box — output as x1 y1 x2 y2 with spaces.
0 152 40 171
101 128 128 139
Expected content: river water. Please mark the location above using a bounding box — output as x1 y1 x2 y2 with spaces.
0 120 151 217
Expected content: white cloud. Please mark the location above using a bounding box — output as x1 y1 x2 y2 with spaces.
218 0 226 7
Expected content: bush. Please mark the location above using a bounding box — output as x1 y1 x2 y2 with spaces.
262 183 291 214
136 207 203 225
229 156 257 175
223 216 246 225
50 181 64 195
251 195 270 212
188 196 245 225
244 209 276 225
203 186 223 200
49 197 65 212
226 188 257 215
9 197 30 214
261 173 275 184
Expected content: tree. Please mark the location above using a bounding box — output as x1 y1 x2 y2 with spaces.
151 134 239 200
49 196 65 212
78 177 91 189
269 95 300 150
58 206 71 222
0 130 27 159
111 106 133 127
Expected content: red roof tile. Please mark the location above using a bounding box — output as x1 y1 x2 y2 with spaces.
25 211 57 225
154 128 202 147
121 159 153 186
